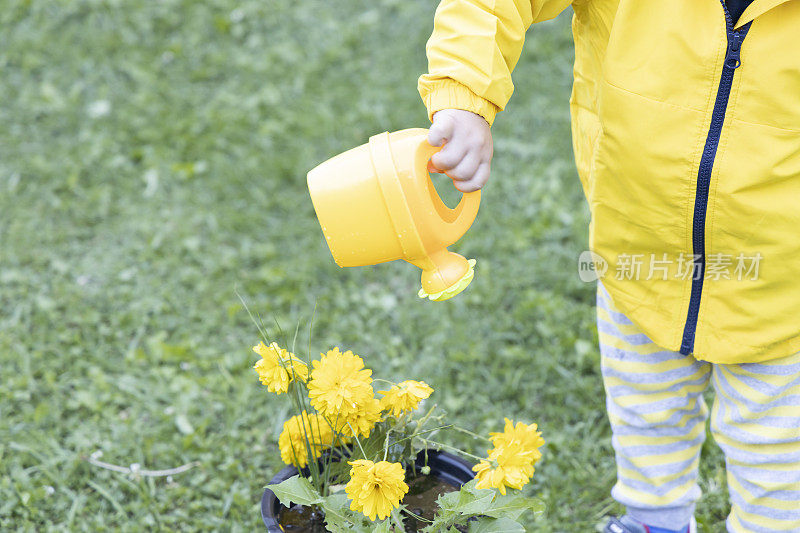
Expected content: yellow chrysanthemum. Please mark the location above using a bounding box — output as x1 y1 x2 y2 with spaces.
472 418 545 495
252 342 309 394
472 442 535 495
378 380 434 416
308 347 374 419
278 410 334 467
489 418 545 462
345 460 409 521
337 397 382 438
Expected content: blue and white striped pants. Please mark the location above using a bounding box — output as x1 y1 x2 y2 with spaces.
598 284 800 532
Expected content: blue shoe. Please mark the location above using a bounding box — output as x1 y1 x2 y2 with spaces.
604 516 648 533
604 515 696 533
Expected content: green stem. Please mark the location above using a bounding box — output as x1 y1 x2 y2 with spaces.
390 425 453 447
414 404 438 433
401 507 433 524
272 316 290 351
383 426 392 461
347 423 368 459
235 290 271 344
321 411 343 498
286 357 323 490
450 425 491 442
289 385 321 490
290 321 301 356
305 300 317 367
419 438 484 463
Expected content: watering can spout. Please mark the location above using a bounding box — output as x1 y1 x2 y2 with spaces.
411 250 477 302
307 128 481 301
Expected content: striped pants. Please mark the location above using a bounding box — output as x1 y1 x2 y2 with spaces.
598 284 800 532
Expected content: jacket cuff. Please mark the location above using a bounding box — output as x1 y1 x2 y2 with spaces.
420 79 499 126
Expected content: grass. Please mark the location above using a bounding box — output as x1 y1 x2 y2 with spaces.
1 0 730 531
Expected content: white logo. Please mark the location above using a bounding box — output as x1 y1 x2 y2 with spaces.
578 250 608 282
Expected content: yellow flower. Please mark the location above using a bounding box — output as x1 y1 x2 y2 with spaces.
472 442 535 495
278 411 334 467
345 460 409 521
252 342 308 394
472 418 545 495
337 397 382 439
489 418 545 462
378 380 433 417
308 347 374 420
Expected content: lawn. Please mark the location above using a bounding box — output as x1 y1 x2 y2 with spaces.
1 0 730 531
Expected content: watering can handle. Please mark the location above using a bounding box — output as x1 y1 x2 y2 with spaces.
417 138 482 244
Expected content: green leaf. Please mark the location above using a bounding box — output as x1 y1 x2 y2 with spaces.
266 475 323 508
436 489 460 509
322 493 372 533
456 491 496 515
322 492 350 509
372 520 392 532
468 517 526 533
322 509 352 533
484 493 546 520
439 482 495 516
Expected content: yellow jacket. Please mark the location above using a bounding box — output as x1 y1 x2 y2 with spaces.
419 0 800 364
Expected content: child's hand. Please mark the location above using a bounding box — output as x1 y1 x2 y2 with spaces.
427 109 493 193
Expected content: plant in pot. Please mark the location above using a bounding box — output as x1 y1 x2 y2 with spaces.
251 326 545 532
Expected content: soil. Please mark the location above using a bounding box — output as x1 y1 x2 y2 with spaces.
278 474 465 532
279 505 328 532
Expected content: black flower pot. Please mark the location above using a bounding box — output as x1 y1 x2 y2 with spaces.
260 450 475 532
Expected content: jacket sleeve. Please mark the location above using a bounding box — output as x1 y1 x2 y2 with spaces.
418 0 574 125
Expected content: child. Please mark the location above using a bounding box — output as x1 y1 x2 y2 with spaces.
418 1 800 532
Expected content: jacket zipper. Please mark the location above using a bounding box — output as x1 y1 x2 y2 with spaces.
679 2 752 355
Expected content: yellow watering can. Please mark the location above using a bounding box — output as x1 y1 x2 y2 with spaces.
307 128 481 301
